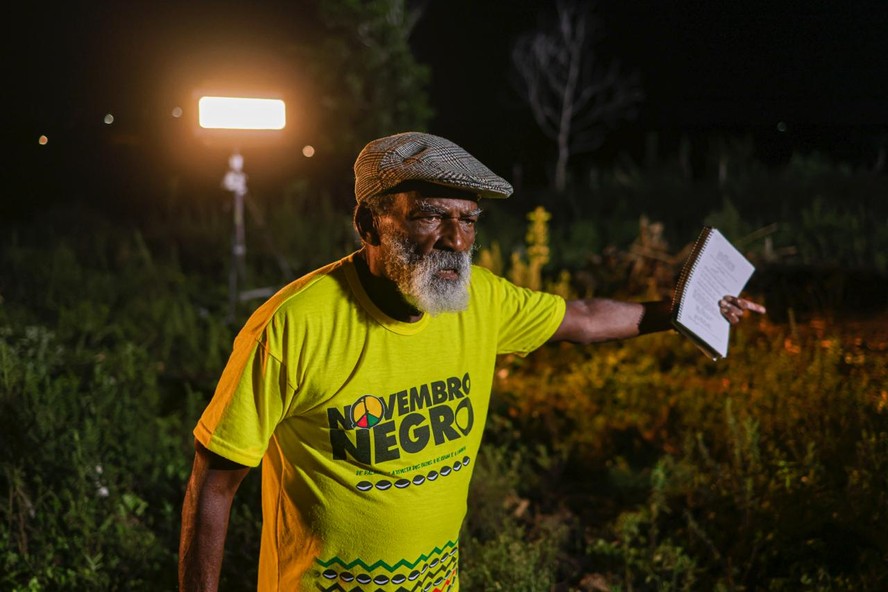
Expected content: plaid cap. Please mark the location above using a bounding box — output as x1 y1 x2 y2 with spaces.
353 131 513 203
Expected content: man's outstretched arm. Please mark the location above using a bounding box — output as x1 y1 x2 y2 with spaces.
179 440 250 592
549 295 765 345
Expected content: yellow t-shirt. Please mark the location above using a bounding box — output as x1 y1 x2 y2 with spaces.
195 252 566 592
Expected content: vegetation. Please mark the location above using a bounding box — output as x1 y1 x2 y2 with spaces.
459 168 887 589
1 140 886 590
462 308 886 591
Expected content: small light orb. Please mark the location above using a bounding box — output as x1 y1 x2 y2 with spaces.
104 113 114 125
302 145 316 158
38 135 48 145
171 106 183 118
777 121 787 132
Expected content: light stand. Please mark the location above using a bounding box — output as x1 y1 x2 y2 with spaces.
196 95 286 323
221 151 249 323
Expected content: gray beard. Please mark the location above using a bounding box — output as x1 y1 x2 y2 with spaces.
378 233 472 316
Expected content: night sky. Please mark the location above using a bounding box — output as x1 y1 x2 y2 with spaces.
5 0 888 209
412 0 888 173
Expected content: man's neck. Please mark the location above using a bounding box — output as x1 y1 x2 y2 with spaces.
353 250 424 323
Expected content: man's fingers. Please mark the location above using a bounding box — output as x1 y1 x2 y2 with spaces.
728 296 767 314
719 296 767 323
718 299 737 324
741 299 767 314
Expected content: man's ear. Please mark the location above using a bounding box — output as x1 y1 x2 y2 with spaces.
354 204 381 246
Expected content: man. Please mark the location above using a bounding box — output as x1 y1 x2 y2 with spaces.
179 132 764 592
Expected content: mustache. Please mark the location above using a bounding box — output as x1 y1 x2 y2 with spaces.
404 243 477 266
422 249 472 271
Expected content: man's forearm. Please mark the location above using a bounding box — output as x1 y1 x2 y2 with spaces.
179 479 232 591
548 297 677 344
179 445 249 592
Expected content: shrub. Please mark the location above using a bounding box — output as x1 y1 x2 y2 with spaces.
488 319 888 590
0 325 178 590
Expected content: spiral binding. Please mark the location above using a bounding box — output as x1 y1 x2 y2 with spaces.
671 225 714 318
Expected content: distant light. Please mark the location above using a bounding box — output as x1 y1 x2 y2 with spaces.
38 135 48 145
171 106 183 118
777 121 787 132
104 114 114 125
302 145 315 158
198 96 286 130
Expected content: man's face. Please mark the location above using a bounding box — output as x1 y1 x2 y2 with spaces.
375 191 482 316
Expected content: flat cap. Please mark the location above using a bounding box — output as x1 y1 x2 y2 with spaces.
354 131 513 203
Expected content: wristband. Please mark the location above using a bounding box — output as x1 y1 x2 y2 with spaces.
637 299 674 335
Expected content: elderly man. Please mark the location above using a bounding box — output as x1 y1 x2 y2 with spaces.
178 132 764 592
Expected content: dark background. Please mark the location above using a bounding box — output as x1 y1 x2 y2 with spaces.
4 0 888 213
412 0 888 175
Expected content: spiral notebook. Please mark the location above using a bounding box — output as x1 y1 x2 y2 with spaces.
671 227 755 360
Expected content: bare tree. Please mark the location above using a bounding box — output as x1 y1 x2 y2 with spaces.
512 0 643 192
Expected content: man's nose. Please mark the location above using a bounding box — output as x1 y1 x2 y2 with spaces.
436 218 472 252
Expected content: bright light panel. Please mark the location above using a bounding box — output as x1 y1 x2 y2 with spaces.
198 97 286 130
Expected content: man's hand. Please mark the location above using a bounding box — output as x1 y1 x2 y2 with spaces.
719 295 766 325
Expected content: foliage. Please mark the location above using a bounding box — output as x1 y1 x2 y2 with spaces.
466 182 887 589
1 140 886 590
233 180 360 282
459 441 569 591
0 324 176 590
288 0 433 204
487 138 888 279
789 196 888 270
479 206 574 298
0 227 261 590
480 307 887 590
